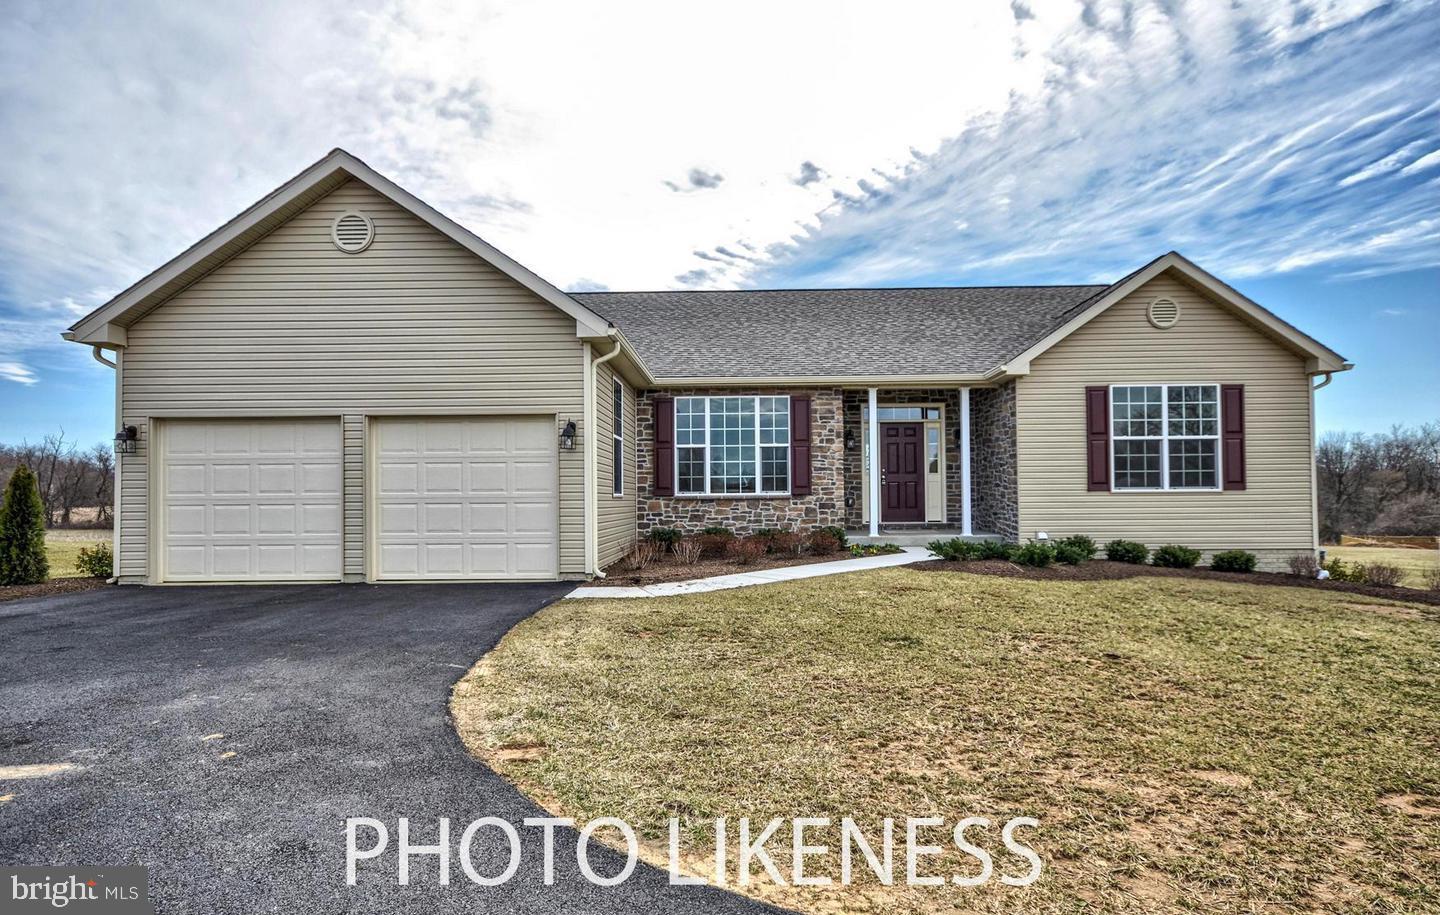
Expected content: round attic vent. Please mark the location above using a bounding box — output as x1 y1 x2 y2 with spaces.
1148 297 1180 329
331 211 374 253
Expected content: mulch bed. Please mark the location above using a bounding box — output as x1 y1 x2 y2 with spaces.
912 559 1440 607
595 551 853 587
0 577 109 605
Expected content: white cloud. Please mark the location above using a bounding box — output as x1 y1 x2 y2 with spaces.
0 362 38 386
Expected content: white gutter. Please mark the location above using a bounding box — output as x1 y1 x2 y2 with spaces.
91 345 117 369
585 330 623 577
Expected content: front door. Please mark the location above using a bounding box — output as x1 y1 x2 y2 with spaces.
881 422 925 522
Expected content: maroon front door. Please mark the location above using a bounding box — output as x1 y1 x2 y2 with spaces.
881 422 925 522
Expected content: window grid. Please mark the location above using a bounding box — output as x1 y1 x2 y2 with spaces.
1110 384 1221 491
675 396 790 496
612 378 623 496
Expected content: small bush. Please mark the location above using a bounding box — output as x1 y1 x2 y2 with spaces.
927 538 980 561
75 542 113 579
1105 539 1149 564
728 536 767 565
700 526 731 536
696 532 733 558
1151 544 1201 568
809 530 841 554
816 525 848 547
1054 543 1089 565
647 528 682 552
1210 550 1257 573
976 540 1016 561
1287 553 1319 578
0 465 48 586
770 531 806 556
1322 558 1365 583
1014 541 1056 567
848 543 903 557
619 541 660 571
752 528 782 544
1055 534 1097 562
1423 567 1440 591
671 538 703 565
1362 562 1405 588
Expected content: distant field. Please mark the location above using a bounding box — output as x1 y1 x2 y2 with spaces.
44 529 111 578
1327 544 1439 589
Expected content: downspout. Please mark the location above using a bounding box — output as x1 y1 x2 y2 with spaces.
1311 371 1334 390
1308 371 1334 554
92 345 120 583
585 330 623 577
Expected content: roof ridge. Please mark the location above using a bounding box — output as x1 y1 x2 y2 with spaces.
573 283 1109 295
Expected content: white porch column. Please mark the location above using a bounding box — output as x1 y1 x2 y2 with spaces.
960 386 973 536
867 387 880 538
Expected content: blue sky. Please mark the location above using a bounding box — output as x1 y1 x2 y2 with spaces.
1 0 1436 449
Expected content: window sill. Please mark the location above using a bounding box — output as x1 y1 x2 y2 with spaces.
669 493 796 500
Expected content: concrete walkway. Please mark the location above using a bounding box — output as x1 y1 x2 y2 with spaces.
567 546 933 598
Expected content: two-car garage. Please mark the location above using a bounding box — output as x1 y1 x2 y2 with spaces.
157 417 558 583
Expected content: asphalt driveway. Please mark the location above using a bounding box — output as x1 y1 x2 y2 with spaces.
0 584 781 914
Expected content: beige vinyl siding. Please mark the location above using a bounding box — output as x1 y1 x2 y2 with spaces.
596 361 638 568
1015 272 1316 564
117 179 586 581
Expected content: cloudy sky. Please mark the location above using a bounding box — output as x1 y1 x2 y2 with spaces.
1 0 1436 447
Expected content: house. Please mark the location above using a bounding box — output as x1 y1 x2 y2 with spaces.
63 149 1351 583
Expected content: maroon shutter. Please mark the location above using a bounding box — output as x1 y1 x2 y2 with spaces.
652 395 675 497
1085 386 1110 491
1221 384 1246 491
790 396 812 496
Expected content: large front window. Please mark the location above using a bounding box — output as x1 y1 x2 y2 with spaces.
1111 384 1220 490
676 396 790 495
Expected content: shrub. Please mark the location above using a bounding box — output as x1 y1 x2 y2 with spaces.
671 538 703 565
1423 567 1440 592
728 536 768 565
816 525 848 547
1056 534 1097 561
1362 562 1405 588
770 531 806 556
1151 544 1201 568
1014 541 1056 567
976 540 1016 561
927 538 980 561
1287 553 1319 578
1054 543 1089 565
647 528 683 552
809 530 841 554
1210 550 1257 573
696 532 733 558
701 526 731 536
75 542 113 579
848 543 903 557
1322 558 1365 583
0 465 48 586
1105 539 1149 564
619 541 660 571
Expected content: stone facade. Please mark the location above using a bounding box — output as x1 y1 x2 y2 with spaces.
970 381 1019 540
635 387 846 535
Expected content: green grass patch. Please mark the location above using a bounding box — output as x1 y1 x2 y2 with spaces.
1328 545 1438 589
454 568 1439 914
44 530 110 578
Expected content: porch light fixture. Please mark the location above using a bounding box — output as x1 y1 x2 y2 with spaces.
113 425 138 454
559 419 577 451
844 427 857 451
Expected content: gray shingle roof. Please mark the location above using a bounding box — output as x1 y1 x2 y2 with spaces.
573 285 1109 379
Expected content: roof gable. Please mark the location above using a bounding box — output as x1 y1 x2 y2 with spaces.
66 148 612 344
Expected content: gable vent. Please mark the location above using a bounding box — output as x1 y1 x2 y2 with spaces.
331 211 375 253
1148 297 1180 329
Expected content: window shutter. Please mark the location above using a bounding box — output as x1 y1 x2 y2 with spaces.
1221 384 1246 491
653 395 674 497
790 395 812 496
1085 386 1110 492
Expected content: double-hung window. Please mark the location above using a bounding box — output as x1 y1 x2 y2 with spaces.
675 396 790 495
612 378 624 496
1111 384 1220 490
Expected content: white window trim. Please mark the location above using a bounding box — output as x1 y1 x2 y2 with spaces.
1109 382 1223 492
611 377 624 497
675 395 791 497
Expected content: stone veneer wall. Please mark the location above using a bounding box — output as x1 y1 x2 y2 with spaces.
635 387 846 535
970 381 1018 540
842 389 966 529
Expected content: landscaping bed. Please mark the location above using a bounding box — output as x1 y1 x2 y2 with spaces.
596 526 900 587
596 550 856 586
454 568 1439 914
0 577 108 604
913 557 1440 607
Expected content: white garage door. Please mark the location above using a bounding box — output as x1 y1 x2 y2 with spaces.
160 419 343 582
374 417 558 580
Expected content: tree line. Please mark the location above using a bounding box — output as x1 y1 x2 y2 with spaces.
0 431 114 528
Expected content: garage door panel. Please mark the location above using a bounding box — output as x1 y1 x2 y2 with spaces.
375 416 557 580
161 420 342 582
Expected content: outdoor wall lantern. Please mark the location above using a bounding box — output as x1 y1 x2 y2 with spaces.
844 427 857 451
113 425 138 454
559 419 577 451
